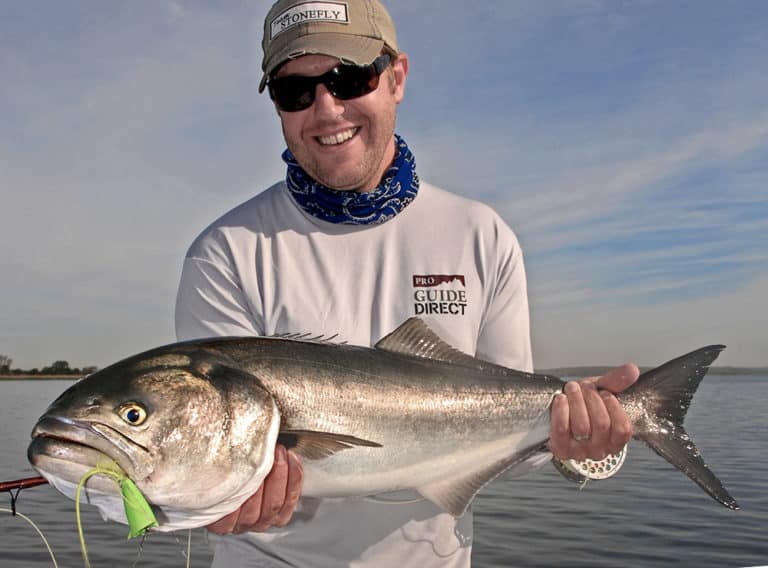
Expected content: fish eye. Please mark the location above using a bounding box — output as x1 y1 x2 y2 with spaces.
117 402 148 426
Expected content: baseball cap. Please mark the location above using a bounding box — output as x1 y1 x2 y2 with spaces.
259 0 399 92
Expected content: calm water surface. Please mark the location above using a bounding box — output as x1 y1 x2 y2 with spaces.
1 377 766 567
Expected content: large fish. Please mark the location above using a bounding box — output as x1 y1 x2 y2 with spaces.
28 318 738 531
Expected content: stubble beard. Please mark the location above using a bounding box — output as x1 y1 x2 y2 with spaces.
285 107 397 193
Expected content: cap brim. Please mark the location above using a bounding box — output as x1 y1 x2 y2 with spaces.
258 33 384 93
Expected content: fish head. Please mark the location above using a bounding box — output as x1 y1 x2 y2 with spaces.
28 347 281 529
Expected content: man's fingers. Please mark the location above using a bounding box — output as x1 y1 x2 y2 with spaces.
548 393 570 459
226 488 265 534
581 384 610 460
207 509 241 535
595 363 640 394
565 381 591 443
208 487 266 535
248 445 290 532
274 449 304 527
548 366 637 464
602 390 633 452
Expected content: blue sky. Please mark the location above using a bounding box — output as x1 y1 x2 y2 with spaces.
1 1 766 369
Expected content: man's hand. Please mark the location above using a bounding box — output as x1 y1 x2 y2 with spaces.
548 363 639 461
207 445 303 534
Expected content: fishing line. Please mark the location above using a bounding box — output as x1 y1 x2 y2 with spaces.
0 506 60 567
129 535 147 568
130 529 192 568
172 529 192 568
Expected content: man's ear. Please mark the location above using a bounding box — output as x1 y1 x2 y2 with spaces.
391 52 409 104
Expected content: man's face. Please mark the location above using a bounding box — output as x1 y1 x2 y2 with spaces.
275 53 408 192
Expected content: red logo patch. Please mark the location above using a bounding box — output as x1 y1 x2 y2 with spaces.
412 274 466 287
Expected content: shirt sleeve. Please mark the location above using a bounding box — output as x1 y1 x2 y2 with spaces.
174 255 264 341
475 226 533 373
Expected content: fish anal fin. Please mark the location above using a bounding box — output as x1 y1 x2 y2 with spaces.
418 444 542 517
277 429 381 461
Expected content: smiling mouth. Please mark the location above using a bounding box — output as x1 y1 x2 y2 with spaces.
317 127 359 146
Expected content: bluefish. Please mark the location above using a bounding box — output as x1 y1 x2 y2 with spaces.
28 318 738 531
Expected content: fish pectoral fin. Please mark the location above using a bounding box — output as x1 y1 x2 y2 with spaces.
277 430 382 460
418 444 544 517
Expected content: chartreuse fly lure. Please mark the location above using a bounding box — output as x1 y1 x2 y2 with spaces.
76 459 158 567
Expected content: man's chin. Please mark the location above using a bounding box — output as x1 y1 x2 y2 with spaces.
312 168 372 192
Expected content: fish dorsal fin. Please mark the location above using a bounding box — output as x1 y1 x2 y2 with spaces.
277 429 381 461
375 317 494 370
417 443 544 517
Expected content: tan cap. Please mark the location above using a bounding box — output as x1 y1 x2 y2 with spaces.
259 0 399 92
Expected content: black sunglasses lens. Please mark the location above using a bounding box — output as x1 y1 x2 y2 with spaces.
269 77 315 112
269 54 390 112
328 66 380 100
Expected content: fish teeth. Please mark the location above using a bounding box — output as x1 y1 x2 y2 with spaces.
318 128 357 146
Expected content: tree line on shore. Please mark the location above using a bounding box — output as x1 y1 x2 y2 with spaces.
0 354 97 376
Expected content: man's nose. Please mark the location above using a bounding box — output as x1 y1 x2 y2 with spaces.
312 83 345 117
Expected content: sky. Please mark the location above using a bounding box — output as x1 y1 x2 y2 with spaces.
1 0 766 370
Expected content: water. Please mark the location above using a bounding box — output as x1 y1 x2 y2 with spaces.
1 377 766 567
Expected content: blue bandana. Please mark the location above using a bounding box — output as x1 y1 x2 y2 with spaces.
283 134 419 225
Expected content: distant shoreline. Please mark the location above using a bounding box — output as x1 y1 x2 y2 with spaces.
0 374 79 381
538 366 768 377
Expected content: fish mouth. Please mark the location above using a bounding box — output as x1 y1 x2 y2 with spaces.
28 415 153 485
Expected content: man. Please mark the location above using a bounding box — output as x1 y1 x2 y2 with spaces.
175 0 637 566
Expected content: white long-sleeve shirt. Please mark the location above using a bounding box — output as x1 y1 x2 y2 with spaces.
175 180 532 567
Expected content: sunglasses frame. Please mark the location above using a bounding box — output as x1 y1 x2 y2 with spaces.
268 54 392 112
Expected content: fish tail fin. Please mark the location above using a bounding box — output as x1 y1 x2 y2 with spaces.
625 344 739 510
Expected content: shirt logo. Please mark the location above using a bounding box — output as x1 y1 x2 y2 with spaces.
412 274 468 316
270 2 349 40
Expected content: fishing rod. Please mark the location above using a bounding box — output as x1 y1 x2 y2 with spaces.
0 476 48 493
1 476 48 515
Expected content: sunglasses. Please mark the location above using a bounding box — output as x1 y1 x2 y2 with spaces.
268 54 391 112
